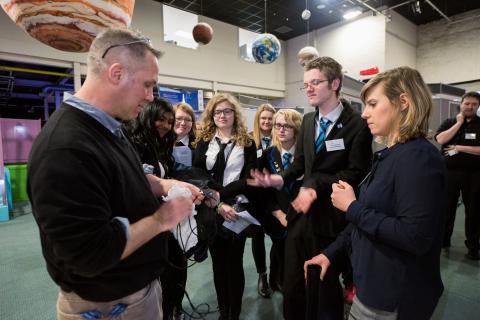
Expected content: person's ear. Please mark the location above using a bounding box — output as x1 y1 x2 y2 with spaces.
399 93 410 111
108 63 124 84
330 78 340 92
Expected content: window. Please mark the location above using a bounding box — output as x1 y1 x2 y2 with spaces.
163 5 198 49
239 28 260 62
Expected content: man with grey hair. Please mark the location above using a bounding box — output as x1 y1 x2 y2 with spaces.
28 28 202 319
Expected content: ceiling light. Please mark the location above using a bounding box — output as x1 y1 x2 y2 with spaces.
343 10 362 20
316 4 326 9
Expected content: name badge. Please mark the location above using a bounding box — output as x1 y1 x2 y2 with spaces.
257 149 263 158
325 139 345 152
465 133 476 140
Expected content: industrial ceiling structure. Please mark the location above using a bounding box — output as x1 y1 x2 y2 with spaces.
1 0 479 120
156 0 480 40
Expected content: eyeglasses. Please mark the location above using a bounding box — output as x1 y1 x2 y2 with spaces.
175 117 193 124
300 79 329 91
274 123 294 130
101 38 152 59
213 108 234 117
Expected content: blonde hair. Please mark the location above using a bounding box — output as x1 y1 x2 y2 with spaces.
195 93 252 147
253 103 276 148
174 102 196 142
361 66 432 145
272 109 302 151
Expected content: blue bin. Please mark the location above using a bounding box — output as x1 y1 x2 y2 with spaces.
0 205 8 222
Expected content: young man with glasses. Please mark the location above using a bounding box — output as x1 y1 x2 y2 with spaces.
249 57 372 319
28 28 203 320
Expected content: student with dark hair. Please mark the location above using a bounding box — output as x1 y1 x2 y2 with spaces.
125 97 188 320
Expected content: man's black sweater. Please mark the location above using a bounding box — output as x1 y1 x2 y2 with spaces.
28 103 166 302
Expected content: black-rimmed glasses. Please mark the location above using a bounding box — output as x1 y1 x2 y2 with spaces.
213 109 234 117
299 79 329 92
101 38 152 59
274 123 294 130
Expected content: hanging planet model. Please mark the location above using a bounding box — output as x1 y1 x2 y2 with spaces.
1 0 135 52
192 22 214 45
251 33 281 64
297 46 319 66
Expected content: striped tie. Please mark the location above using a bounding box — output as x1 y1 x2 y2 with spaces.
315 118 331 153
282 152 292 169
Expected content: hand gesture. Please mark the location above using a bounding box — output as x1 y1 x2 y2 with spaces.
331 180 356 212
304 254 331 281
292 187 317 214
247 169 284 189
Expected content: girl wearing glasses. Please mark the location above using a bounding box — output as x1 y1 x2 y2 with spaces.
173 102 197 168
193 93 258 320
258 109 303 296
124 97 186 320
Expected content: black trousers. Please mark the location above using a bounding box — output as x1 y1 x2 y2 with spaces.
444 169 480 250
283 215 344 320
269 237 285 287
210 230 247 320
160 235 188 318
250 225 267 274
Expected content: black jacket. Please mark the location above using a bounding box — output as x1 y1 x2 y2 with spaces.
281 102 372 236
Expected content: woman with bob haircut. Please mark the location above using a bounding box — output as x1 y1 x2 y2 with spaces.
193 92 258 320
305 67 446 320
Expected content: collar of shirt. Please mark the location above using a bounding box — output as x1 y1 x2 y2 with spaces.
315 101 344 137
281 145 296 159
178 135 190 146
66 95 122 135
214 131 232 144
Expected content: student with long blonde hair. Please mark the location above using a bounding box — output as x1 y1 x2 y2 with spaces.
193 93 258 320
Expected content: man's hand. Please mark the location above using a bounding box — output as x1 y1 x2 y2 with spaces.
153 197 193 233
304 254 331 281
217 203 238 222
292 187 317 213
174 180 204 205
330 180 356 212
272 209 288 227
247 169 284 189
456 112 465 125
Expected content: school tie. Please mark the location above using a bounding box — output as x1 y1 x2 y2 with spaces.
282 152 292 170
315 117 331 153
262 136 271 149
212 137 229 185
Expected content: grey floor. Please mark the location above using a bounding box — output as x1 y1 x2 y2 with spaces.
0 206 478 320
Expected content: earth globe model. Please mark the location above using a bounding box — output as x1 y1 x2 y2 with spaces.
1 0 135 52
251 33 281 64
